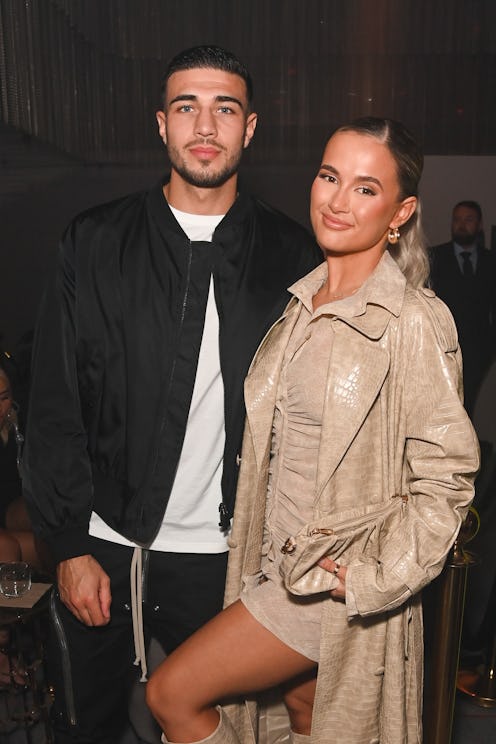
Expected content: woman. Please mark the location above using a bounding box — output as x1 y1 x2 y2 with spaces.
0 365 49 572
0 365 23 521
146 118 479 744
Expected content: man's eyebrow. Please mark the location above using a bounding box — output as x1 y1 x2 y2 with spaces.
319 164 382 187
168 94 196 105
216 95 244 108
168 94 244 108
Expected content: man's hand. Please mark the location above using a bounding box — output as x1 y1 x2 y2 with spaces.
57 555 112 626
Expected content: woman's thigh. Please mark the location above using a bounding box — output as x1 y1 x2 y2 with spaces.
149 599 317 708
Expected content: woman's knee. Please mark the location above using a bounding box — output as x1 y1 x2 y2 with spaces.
146 662 177 721
0 529 21 561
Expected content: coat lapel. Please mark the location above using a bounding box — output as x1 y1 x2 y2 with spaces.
244 300 300 472
315 321 390 499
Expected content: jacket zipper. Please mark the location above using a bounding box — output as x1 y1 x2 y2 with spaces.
311 495 408 536
138 240 193 518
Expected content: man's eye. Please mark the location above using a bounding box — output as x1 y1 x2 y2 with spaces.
178 104 194 112
218 106 234 114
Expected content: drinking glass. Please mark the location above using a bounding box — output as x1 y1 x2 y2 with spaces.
0 562 31 598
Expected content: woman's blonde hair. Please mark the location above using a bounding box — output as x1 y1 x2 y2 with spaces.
336 117 430 288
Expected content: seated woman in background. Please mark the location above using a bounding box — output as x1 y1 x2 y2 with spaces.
146 118 479 744
0 364 49 573
0 365 23 519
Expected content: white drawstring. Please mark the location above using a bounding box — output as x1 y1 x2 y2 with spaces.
130 546 148 681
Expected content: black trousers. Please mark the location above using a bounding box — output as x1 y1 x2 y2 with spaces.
48 537 228 743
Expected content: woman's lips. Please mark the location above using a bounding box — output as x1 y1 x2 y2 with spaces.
322 214 352 230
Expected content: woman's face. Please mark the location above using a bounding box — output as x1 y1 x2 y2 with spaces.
310 131 416 258
0 376 13 431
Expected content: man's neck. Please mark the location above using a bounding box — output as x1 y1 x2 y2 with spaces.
453 241 476 253
164 173 238 216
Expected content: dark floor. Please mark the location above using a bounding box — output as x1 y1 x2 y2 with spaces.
452 691 496 744
1 686 495 743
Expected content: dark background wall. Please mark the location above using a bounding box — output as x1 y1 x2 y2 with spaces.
1 0 496 351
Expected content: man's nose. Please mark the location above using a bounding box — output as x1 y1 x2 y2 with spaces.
195 108 217 138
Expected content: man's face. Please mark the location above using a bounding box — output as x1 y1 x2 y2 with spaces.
451 206 482 247
156 68 257 189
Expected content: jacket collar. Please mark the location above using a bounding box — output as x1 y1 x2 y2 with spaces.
147 177 255 241
244 252 407 475
288 250 406 340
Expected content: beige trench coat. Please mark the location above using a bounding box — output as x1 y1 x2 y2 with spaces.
224 253 479 744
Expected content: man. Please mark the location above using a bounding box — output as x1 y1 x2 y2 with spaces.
430 200 496 416
22 45 322 743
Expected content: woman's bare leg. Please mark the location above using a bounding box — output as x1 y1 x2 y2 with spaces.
146 599 317 743
0 529 21 561
282 670 317 735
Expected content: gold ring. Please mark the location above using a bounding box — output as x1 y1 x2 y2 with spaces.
332 562 340 575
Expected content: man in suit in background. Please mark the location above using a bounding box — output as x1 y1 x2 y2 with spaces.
431 201 496 415
430 200 496 416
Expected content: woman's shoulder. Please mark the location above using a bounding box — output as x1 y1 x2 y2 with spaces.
399 286 459 353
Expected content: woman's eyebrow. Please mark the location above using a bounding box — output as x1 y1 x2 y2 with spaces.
319 164 382 187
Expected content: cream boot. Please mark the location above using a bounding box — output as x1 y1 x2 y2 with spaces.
161 707 240 744
289 732 311 743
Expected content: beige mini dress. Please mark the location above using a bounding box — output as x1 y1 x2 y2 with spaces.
241 281 364 663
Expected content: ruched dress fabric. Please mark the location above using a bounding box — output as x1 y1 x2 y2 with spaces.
241 285 363 662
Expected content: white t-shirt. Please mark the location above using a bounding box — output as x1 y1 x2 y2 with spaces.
89 206 229 553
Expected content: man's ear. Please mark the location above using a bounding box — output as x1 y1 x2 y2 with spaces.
156 111 167 145
243 112 258 149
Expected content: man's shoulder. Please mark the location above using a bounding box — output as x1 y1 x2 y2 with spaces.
68 188 150 232
247 195 317 246
430 241 453 255
429 242 455 270
252 196 306 229
478 246 496 268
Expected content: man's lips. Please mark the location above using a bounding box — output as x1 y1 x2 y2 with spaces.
189 145 220 159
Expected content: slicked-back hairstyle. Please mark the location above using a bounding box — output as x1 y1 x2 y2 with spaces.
160 45 253 111
453 200 482 221
334 116 429 288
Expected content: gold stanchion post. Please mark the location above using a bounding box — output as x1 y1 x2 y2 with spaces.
423 509 479 744
457 616 496 707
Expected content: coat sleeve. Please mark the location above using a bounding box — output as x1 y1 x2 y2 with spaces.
346 292 480 617
21 222 96 563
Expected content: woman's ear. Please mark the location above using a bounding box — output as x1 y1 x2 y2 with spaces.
391 196 417 229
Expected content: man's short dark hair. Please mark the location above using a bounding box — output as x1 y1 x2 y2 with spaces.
454 200 483 221
160 45 253 110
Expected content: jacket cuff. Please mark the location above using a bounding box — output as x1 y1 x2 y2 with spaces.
46 526 95 564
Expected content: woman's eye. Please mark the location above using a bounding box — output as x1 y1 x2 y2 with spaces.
357 186 376 196
319 173 337 183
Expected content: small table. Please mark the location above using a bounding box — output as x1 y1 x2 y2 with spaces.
0 583 53 743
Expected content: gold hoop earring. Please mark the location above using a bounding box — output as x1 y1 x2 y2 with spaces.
388 227 400 244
